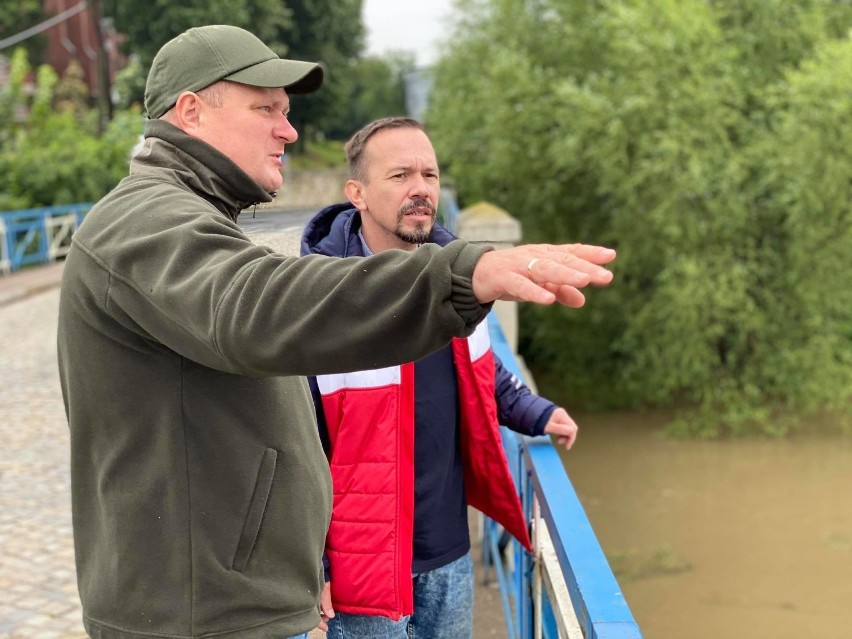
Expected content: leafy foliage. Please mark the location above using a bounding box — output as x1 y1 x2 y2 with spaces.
112 55 147 110
278 0 365 145
0 0 407 211
102 0 293 70
428 0 852 436
0 0 46 64
0 49 141 210
326 53 416 139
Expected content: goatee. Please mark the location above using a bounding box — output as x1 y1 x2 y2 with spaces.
396 198 436 245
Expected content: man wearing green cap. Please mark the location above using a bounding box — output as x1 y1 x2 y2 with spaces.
57 25 616 639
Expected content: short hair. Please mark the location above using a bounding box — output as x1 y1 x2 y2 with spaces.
160 81 228 122
195 82 227 108
345 117 425 182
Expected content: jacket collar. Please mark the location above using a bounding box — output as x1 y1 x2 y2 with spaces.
300 203 457 257
133 120 274 221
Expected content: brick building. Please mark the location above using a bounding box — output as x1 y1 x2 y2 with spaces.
42 0 125 100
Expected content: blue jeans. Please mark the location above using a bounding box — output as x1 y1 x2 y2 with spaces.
326 552 474 639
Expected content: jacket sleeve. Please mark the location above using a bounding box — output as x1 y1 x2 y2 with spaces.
78 185 494 378
494 354 557 436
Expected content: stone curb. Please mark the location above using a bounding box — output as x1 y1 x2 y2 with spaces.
0 262 65 307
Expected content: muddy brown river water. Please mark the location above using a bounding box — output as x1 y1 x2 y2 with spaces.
558 412 852 638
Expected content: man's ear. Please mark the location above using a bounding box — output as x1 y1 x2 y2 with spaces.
344 179 366 211
171 91 204 133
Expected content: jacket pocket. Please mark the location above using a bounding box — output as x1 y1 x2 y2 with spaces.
232 447 277 572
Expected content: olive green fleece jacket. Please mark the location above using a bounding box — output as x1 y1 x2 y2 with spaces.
57 120 492 639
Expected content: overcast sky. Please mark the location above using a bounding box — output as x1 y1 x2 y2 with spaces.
362 0 456 66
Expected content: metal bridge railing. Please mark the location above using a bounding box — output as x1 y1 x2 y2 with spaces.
485 313 643 639
0 204 92 273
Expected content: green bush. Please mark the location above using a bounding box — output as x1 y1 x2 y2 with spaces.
428 0 852 436
0 48 142 211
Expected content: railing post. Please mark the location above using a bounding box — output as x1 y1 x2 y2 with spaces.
37 210 50 264
518 446 534 639
0 217 10 275
533 497 543 639
46 212 78 262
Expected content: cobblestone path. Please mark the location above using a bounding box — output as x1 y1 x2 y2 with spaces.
1 289 81 639
0 224 301 639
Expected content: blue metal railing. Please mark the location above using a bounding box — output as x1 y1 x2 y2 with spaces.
0 204 92 273
486 313 642 639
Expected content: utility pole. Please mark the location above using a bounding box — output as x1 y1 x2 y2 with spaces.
89 0 113 132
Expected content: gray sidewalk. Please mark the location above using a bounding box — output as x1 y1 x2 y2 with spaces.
0 217 507 639
0 262 65 308
0 269 80 639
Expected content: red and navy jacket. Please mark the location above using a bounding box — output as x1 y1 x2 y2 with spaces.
300 204 557 619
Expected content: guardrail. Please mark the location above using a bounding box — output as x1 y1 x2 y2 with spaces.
485 313 643 639
0 204 92 274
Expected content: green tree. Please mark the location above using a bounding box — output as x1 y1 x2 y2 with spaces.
103 0 292 70
0 0 46 65
54 60 91 117
0 48 29 152
747 37 852 425
428 0 852 436
0 48 141 210
328 52 415 139
282 0 366 145
112 55 147 110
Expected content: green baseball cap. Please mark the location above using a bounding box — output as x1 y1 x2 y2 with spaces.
144 25 324 119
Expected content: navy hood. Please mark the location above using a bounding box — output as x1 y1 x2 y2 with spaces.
300 202 457 258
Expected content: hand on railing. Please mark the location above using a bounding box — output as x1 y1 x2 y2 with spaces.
543 407 579 450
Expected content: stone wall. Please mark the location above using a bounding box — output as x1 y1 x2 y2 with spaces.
258 168 349 211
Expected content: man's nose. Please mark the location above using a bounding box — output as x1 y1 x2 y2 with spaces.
408 174 430 199
274 117 298 143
